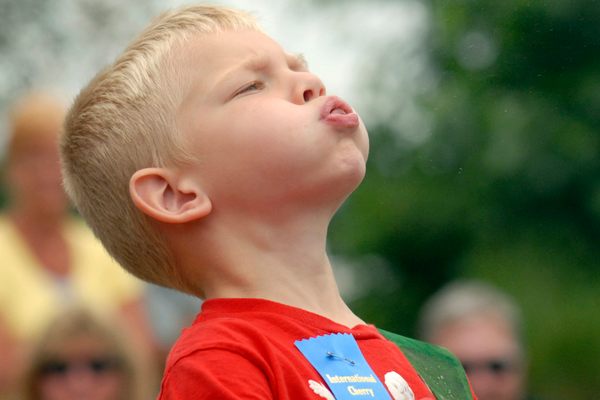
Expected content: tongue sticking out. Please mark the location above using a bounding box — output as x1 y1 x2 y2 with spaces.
320 96 359 129
331 108 347 115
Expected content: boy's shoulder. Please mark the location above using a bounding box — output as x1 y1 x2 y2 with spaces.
378 328 474 400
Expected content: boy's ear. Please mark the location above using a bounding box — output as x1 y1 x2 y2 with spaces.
129 168 212 224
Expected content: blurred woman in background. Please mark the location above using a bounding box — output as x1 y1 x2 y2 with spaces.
22 308 137 400
0 91 157 398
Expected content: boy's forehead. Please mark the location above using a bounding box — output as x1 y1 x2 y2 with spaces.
181 30 306 80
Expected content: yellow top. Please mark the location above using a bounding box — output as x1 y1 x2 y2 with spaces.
0 216 143 341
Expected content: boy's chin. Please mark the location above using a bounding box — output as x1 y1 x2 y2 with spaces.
343 164 367 195
340 149 368 186
327 160 367 204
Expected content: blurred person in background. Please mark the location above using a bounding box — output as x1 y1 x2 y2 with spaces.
22 307 137 400
417 279 537 400
0 92 157 399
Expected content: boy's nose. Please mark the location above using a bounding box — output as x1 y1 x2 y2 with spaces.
293 72 326 104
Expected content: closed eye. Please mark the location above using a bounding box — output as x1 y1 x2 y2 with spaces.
234 81 265 97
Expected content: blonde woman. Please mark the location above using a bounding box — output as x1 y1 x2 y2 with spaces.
22 308 138 400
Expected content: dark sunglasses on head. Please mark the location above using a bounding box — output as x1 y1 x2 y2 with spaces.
461 359 518 375
39 357 121 377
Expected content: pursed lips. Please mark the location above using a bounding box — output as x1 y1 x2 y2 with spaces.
319 96 359 129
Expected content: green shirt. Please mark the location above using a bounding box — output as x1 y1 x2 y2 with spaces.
379 329 474 400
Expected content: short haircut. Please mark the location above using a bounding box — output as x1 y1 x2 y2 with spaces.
60 6 260 291
417 279 523 347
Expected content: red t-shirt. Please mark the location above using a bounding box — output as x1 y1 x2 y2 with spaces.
158 298 437 399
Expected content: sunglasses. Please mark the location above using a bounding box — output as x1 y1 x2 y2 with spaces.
461 359 519 375
39 357 121 377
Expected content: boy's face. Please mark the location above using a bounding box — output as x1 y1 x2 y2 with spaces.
177 29 369 214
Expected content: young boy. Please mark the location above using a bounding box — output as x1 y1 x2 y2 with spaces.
61 5 474 400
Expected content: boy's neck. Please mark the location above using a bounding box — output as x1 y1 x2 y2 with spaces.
172 207 365 328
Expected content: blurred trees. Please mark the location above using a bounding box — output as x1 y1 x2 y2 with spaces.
329 0 599 398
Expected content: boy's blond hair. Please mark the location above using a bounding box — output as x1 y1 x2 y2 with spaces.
61 6 260 291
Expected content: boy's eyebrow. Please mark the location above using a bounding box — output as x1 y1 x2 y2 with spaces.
288 52 309 71
213 52 310 93
211 55 270 92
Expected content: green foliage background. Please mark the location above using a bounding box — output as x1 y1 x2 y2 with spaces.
329 0 600 398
